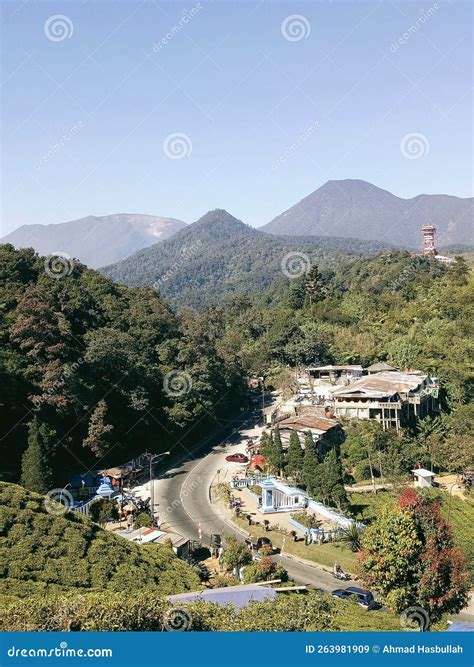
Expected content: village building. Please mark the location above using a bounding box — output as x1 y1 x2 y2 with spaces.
259 477 308 513
366 361 398 374
305 364 364 383
331 370 439 432
277 414 344 449
412 468 436 488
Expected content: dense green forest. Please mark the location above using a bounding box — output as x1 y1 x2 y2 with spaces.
216 250 473 404
1 242 472 489
0 243 245 485
101 210 396 309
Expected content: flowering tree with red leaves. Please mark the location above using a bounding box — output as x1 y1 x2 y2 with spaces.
358 489 469 619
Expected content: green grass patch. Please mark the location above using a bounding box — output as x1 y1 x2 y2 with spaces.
233 516 357 573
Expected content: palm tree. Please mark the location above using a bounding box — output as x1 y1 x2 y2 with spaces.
340 523 363 552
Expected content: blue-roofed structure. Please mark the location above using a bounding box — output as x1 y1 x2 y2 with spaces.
168 584 277 609
447 622 474 632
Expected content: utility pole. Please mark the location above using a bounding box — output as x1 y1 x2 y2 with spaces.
147 451 170 519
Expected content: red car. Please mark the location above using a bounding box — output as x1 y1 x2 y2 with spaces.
225 453 249 463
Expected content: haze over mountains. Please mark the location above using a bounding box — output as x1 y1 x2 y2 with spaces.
101 209 394 309
0 214 186 268
262 179 473 248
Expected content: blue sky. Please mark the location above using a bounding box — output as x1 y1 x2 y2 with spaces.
1 0 472 234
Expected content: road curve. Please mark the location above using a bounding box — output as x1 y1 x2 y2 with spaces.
152 413 344 593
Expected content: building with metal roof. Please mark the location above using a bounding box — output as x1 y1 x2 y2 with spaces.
277 414 343 449
331 370 439 431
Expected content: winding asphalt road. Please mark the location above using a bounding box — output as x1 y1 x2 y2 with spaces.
150 410 345 594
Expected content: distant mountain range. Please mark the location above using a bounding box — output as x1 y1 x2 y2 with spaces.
261 179 473 248
101 209 394 309
2 180 471 272
0 214 186 268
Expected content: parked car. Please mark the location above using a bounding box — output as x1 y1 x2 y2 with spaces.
225 453 249 463
331 586 376 609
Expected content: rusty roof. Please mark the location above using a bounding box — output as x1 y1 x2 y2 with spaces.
278 414 341 432
332 371 428 398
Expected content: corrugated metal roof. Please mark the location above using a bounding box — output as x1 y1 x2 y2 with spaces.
306 364 364 371
278 414 340 432
168 584 277 609
367 361 398 372
332 371 428 398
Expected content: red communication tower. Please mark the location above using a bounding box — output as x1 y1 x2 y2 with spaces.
421 225 437 256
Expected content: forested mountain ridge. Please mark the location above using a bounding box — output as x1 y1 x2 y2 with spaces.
261 179 473 248
1 213 186 268
101 209 395 309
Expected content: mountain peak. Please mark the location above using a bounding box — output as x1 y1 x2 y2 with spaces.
190 209 257 241
1 213 186 268
261 180 472 247
194 209 242 226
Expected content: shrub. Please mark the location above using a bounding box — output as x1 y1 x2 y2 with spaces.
258 543 273 556
0 590 335 632
0 483 200 597
134 512 153 529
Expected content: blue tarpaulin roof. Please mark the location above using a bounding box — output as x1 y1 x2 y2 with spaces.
447 622 474 632
168 584 277 609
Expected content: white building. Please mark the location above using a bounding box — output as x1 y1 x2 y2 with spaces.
412 468 436 488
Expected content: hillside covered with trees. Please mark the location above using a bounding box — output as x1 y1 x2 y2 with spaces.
1 242 472 490
101 210 395 309
0 243 245 486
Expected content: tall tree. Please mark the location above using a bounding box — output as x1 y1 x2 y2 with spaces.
315 449 348 510
286 430 304 481
259 431 273 460
21 418 53 494
268 425 285 476
305 265 323 306
302 432 319 496
82 400 113 458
